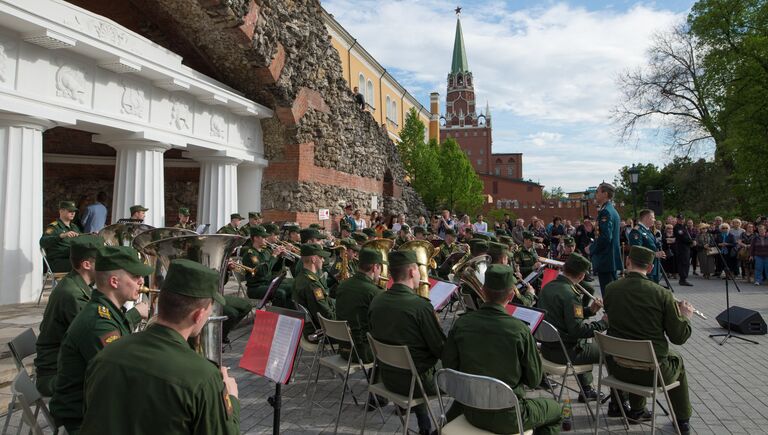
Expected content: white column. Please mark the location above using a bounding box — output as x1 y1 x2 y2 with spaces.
106 139 171 228
0 115 54 304
237 161 267 217
194 156 241 233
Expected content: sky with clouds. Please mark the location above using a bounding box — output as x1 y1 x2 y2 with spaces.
321 0 700 192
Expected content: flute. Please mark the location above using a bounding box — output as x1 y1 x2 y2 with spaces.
675 298 707 319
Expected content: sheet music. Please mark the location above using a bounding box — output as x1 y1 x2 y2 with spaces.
516 269 542 289
264 315 302 383
196 224 210 235
429 280 458 310
505 304 546 333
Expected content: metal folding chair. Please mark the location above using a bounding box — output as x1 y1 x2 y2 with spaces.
2 328 41 435
38 249 66 305
593 332 682 435
310 314 376 434
8 372 59 435
294 303 327 395
435 368 533 435
533 320 595 424
361 333 439 435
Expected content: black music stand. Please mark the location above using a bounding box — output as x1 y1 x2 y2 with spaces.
709 247 759 345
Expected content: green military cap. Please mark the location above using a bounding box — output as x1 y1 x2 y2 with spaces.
340 238 360 251
389 250 419 267
351 232 368 244
400 224 411 232
484 264 517 291
263 223 279 234
382 229 396 239
629 245 655 267
495 229 507 236
300 243 331 258
250 225 269 237
359 248 387 266
413 226 426 235
474 233 491 241
522 231 534 240
59 200 78 212
160 259 225 306
178 207 190 216
300 228 326 240
488 234 499 242
469 238 489 252
96 246 153 276
564 252 592 275
230 213 243 220
285 225 300 233
362 228 376 237
70 235 105 263
499 235 513 245
488 242 509 257
130 205 148 213
309 223 322 229
444 228 456 236
562 236 575 246
340 222 352 231
248 212 261 219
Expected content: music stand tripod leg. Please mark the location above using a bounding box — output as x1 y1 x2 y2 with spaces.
268 382 282 435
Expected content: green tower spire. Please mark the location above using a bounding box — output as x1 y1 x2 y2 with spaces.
451 14 469 74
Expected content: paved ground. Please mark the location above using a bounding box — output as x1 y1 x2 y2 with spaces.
2 270 768 434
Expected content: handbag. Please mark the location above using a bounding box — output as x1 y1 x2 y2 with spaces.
707 247 719 256
738 247 751 261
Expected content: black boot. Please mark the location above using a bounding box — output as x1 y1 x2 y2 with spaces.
578 386 605 403
677 419 691 435
627 408 652 423
607 399 631 417
416 411 432 435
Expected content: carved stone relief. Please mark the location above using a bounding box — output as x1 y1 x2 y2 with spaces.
210 113 225 139
169 96 192 131
55 64 88 104
120 81 146 118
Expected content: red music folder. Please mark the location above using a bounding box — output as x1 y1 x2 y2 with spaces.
541 268 559 288
239 310 303 384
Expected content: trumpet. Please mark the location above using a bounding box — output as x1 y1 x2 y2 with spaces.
266 241 301 261
229 260 256 276
138 286 161 294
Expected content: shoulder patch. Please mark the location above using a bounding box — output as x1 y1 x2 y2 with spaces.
573 304 584 319
307 274 318 283
45 226 55 235
97 305 112 320
99 330 121 346
313 287 325 301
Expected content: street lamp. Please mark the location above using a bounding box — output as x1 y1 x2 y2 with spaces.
628 164 640 220
581 190 589 218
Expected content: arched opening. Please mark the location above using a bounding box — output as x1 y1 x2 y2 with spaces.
383 168 394 198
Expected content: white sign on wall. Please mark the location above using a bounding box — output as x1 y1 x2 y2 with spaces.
371 195 378 211
318 208 330 220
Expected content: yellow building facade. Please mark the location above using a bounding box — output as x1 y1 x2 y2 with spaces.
323 10 434 142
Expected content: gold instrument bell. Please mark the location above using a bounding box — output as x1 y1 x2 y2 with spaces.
361 238 394 288
399 240 438 298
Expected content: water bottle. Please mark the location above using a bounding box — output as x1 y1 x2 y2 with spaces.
561 395 573 431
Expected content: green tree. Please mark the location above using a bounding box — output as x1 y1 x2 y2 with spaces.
437 138 484 214
398 109 442 211
542 186 565 200
613 163 667 205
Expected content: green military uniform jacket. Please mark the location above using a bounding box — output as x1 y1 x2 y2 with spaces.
293 269 334 339
538 274 606 351
335 272 382 362
394 236 409 250
628 224 661 283
34 271 91 395
442 303 543 433
241 245 276 296
514 246 538 277
217 223 242 235
80 324 239 435
604 272 691 358
173 222 196 230
369 283 445 394
50 290 134 429
39 219 82 272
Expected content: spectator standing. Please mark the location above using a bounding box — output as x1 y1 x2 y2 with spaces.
574 216 595 257
715 223 737 278
750 225 768 285
673 214 694 286
696 223 716 279
353 86 365 110
511 218 526 246
437 209 456 239
662 224 678 280
80 192 108 233
739 223 756 282
391 214 406 233
687 219 699 276
549 216 565 256
353 209 367 230
729 219 745 277
472 214 488 233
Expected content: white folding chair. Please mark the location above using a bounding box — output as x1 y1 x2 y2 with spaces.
533 320 595 424
2 329 41 435
38 249 66 305
593 332 682 435
361 333 439 435
435 368 533 435
8 372 59 435
310 314 376 434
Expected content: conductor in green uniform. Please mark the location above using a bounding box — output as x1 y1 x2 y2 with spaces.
80 259 240 435
537 253 607 402
40 201 82 273
604 246 694 434
50 246 152 434
293 243 334 340
34 235 104 396
442 264 562 434
369 251 445 435
335 248 387 363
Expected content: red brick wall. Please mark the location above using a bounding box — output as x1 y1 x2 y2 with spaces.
484 202 627 226
480 174 543 203
440 127 492 173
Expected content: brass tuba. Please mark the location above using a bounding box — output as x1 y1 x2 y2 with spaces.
140 234 246 367
399 240 438 298
455 254 491 302
361 238 394 288
99 222 155 247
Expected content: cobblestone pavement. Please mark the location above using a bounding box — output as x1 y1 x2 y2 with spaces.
3 270 768 434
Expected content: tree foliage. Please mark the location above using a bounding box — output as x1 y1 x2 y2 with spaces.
542 186 565 200
398 108 484 215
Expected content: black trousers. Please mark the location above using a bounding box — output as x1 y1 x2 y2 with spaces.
676 246 691 282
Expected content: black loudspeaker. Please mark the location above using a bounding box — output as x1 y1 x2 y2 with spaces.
716 306 767 335
645 190 663 216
